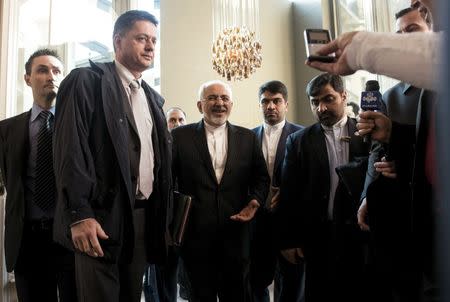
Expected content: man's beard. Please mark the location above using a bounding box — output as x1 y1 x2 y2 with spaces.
46 91 57 102
318 112 338 127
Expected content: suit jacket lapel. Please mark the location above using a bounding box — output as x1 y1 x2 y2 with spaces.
14 111 31 179
222 122 236 185
312 123 330 182
255 126 263 145
193 121 217 184
273 122 290 181
99 63 134 205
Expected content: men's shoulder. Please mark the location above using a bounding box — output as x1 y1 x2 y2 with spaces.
230 123 256 137
251 124 263 134
285 121 304 133
287 123 317 142
0 111 29 129
383 82 422 101
171 123 198 137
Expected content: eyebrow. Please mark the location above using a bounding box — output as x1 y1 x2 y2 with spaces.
310 94 334 103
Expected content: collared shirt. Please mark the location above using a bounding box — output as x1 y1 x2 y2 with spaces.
262 120 285 179
115 60 154 199
322 115 349 220
25 103 56 219
204 121 228 184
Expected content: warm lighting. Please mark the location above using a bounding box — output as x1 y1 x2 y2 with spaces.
211 0 262 81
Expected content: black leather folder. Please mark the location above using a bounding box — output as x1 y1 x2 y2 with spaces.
171 191 193 246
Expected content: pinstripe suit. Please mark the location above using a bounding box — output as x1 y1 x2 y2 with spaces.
171 120 269 301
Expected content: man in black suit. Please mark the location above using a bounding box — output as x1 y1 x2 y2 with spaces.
277 73 369 302
171 80 270 301
250 80 304 302
53 11 172 302
0 49 76 301
357 7 432 301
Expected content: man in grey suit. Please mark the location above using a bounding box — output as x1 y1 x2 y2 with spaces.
250 80 304 302
357 6 432 302
53 11 172 302
0 49 76 301
171 80 270 301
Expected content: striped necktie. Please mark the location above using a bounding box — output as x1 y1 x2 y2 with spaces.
33 110 56 212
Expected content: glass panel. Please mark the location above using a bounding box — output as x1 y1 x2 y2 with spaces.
334 0 410 109
13 0 161 115
138 0 161 93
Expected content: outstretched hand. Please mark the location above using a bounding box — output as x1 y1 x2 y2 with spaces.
230 199 260 222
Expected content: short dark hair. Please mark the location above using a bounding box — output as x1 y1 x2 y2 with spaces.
113 10 159 39
395 6 432 28
258 80 288 101
306 73 344 97
25 48 61 75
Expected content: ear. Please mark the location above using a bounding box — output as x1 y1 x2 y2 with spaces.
285 101 289 112
113 34 121 51
24 74 31 87
342 91 348 103
197 101 203 114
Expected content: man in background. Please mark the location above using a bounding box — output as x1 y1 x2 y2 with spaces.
251 80 304 302
358 7 432 301
0 49 76 301
166 107 187 131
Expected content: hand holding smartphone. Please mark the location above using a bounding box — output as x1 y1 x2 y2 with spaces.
304 29 335 63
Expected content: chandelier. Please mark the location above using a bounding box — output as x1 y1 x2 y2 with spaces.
211 0 262 81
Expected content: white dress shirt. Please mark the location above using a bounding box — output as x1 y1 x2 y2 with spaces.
262 120 285 179
322 115 349 220
115 61 154 199
204 121 228 184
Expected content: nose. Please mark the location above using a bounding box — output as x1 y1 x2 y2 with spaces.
317 102 327 113
145 39 155 51
174 120 180 127
48 71 57 81
215 98 225 106
267 101 276 110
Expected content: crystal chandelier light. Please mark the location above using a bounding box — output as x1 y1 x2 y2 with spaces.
212 0 262 81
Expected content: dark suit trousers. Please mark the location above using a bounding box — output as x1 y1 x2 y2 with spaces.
183 241 251 302
75 207 147 302
304 222 365 302
250 210 305 302
14 220 76 302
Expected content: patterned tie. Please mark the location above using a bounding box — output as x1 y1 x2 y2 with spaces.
129 80 154 199
33 110 56 212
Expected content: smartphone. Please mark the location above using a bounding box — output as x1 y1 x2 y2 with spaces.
304 29 335 63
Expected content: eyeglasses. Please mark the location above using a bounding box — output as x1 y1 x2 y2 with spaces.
204 94 231 103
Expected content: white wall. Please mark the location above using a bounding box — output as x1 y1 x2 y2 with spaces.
160 0 299 128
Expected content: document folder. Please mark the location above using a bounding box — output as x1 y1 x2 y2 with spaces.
171 191 192 246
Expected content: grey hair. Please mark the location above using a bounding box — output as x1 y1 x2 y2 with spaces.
198 80 233 100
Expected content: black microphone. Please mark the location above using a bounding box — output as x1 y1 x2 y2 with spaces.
360 80 383 143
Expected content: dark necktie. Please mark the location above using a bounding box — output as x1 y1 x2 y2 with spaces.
33 110 56 212
425 102 436 186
